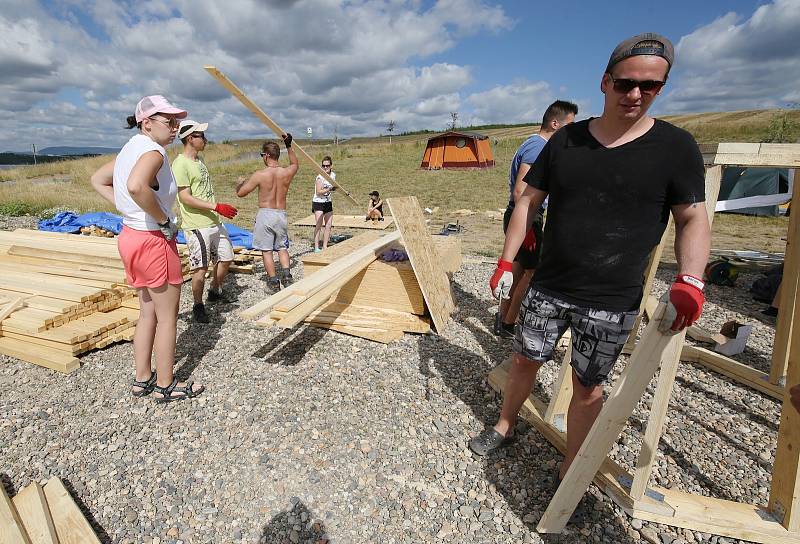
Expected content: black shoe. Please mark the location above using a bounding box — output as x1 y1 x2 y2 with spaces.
762 306 778 317
266 277 282 294
207 288 235 304
280 270 294 288
468 427 515 456
192 303 210 324
500 322 515 338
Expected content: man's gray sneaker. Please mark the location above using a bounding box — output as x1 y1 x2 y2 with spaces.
468 428 515 456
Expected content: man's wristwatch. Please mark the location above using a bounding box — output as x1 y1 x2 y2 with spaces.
158 219 171 229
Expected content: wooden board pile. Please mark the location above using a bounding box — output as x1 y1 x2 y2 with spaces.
1 476 100 543
242 197 459 342
0 229 140 373
293 214 395 230
78 225 115 238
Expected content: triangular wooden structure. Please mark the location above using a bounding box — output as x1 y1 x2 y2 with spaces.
242 196 459 340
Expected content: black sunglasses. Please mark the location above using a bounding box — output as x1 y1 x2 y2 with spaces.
321 163 332 167
190 132 206 140
608 75 665 95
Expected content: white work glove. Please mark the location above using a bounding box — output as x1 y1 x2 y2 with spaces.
489 259 514 300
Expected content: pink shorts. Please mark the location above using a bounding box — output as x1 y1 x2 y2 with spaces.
117 225 183 288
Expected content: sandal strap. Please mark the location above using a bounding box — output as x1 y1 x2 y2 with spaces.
132 372 156 388
153 377 178 397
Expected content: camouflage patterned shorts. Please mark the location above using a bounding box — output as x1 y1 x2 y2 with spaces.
512 288 638 387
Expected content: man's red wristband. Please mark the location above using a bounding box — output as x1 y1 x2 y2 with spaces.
497 259 513 272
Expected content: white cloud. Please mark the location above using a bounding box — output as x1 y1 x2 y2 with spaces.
467 80 555 125
659 0 800 113
0 0 512 151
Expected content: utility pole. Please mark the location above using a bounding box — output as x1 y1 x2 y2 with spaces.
31 144 37 165
387 120 396 144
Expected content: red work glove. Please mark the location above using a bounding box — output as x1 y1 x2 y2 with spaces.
522 227 536 252
489 259 514 300
214 203 238 219
658 274 705 333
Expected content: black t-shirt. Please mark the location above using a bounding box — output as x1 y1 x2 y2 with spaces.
524 118 705 311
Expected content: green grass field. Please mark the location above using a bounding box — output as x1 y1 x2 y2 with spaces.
0 108 795 257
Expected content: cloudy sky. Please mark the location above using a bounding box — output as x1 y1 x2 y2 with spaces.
1 0 799 151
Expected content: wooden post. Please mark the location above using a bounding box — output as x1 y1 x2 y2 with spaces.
537 304 686 533
622 225 671 355
769 170 800 531
544 339 573 429
628 165 722 501
770 170 800 385
204 66 359 205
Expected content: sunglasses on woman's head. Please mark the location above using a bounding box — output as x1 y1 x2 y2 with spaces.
608 75 665 95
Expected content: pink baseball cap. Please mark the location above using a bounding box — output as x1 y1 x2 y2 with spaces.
134 95 188 123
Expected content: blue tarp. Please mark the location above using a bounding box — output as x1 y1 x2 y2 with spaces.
38 212 254 249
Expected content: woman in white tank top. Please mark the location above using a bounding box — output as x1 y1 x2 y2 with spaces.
90 95 205 402
312 155 336 252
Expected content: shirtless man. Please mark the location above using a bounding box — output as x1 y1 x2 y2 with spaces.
236 133 298 292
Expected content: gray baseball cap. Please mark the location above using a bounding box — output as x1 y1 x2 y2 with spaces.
606 33 674 73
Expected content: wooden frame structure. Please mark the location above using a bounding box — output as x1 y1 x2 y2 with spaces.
488 143 800 542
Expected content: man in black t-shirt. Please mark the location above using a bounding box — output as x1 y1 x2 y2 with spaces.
472 33 711 491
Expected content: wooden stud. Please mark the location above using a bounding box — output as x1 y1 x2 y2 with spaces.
537 303 685 533
12 482 59 544
293 214 395 230
771 169 800 385
0 483 31 544
629 164 722 500
41 477 100 544
203 66 359 204
543 340 573 429
770 250 800 530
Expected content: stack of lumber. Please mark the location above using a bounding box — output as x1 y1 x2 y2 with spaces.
242 197 460 343
229 247 261 274
1 476 100 543
0 229 140 373
79 225 115 237
293 214 395 230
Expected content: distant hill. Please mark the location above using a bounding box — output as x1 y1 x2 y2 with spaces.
37 146 118 156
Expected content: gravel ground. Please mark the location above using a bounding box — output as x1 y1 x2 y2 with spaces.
0 218 784 544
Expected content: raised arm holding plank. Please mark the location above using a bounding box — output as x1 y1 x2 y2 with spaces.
204 65 359 205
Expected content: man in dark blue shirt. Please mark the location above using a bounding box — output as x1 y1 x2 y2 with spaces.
496 101 578 337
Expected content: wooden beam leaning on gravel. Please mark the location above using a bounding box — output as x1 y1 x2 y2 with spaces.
241 230 401 323
204 65 359 205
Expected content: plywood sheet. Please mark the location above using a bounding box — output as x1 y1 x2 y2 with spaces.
293 214 394 230
386 197 454 332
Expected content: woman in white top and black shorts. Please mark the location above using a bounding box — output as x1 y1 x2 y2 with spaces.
312 156 336 252
90 95 204 402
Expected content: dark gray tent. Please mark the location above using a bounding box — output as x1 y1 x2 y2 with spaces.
718 167 791 216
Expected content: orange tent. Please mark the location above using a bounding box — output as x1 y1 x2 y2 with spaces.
420 131 495 169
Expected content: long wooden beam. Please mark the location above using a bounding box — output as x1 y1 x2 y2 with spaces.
204 66 359 205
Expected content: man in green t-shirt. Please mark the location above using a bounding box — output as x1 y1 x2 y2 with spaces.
173 119 239 323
